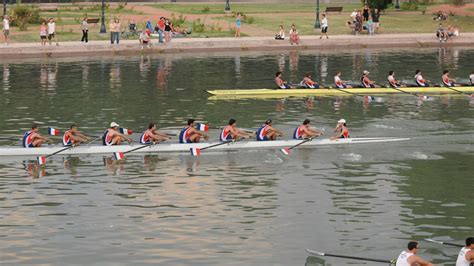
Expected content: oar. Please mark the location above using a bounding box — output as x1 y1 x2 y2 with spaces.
36 135 102 165
305 249 396 265
113 142 157 160
330 87 377 102
281 137 313 155
190 139 239 157
388 85 432 100
424 238 464 248
444 85 474 97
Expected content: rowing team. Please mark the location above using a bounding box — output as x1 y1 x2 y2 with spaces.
20 118 350 148
395 238 473 266
275 70 474 89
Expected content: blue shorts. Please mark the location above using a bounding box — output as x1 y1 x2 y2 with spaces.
257 135 268 141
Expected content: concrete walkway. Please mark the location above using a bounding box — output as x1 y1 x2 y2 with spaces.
1 33 473 59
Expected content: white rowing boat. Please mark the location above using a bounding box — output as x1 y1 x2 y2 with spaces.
0 137 409 157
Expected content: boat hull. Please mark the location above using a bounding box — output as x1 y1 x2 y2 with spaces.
0 137 409 157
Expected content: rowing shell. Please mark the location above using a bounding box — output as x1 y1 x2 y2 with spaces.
206 86 474 98
0 137 409 157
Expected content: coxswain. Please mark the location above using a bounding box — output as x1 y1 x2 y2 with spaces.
179 119 209 143
395 241 433 266
301 73 319 89
330 119 350 140
22 124 51 148
256 119 283 141
293 119 323 139
361 70 376 88
275 71 291 89
140 122 170 144
220 119 253 141
62 124 90 146
415 70 429 87
388 71 401 88
102 122 132 146
456 237 474 266
441 70 457 87
334 71 352 88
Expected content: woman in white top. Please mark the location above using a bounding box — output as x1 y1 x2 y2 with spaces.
47 18 58 46
320 13 328 39
275 25 285 40
2 15 9 44
456 237 474 266
395 241 433 266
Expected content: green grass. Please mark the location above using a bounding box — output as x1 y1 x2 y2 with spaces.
151 3 361 14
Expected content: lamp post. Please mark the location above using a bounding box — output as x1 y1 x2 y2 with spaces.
100 0 106 33
3 0 6 18
314 0 320 29
225 0 230 13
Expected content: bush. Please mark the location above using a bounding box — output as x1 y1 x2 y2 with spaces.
192 18 205 33
170 13 186 27
207 23 222 32
231 12 254 24
364 0 393 11
201 6 210 13
452 0 465 6
400 2 418 10
11 4 34 31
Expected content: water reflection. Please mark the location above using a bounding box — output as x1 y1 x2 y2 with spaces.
139 55 151 80
39 63 58 93
3 63 10 91
156 57 172 90
82 65 89 90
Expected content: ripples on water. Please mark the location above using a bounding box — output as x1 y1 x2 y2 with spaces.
0 48 473 265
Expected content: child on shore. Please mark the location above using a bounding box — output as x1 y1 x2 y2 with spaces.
39 21 47 46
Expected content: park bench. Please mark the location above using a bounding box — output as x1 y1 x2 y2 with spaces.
87 18 100 26
40 7 58 12
325 6 343 14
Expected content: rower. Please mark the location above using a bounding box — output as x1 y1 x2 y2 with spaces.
330 119 349 140
395 241 433 266
441 70 457 87
179 119 209 143
415 70 429 87
220 119 253 141
293 119 323 139
334 71 352 88
456 237 474 266
22 124 51 148
102 122 132 146
361 70 375 88
140 122 170 144
301 73 319 89
275 71 290 89
62 124 90 146
256 119 283 141
388 71 401 88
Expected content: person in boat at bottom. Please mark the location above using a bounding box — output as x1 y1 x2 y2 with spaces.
140 122 170 144
330 119 350 140
415 70 430 87
301 73 320 89
220 119 253 141
456 237 474 266
179 119 209 143
256 119 283 141
23 124 52 148
334 71 352 88
361 70 376 88
293 119 323 139
62 124 90 146
275 71 291 89
441 70 458 87
102 122 132 146
395 241 433 266
388 71 401 88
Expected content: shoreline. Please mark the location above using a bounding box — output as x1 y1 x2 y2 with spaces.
1 33 473 59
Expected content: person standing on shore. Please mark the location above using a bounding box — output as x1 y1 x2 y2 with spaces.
109 19 116 44
235 13 241 38
156 17 165 43
2 15 10 45
355 11 362 35
363 5 370 21
47 18 58 46
371 8 380 34
289 24 299 45
114 19 121 45
81 17 88 43
164 18 172 43
320 13 328 39
39 21 47 46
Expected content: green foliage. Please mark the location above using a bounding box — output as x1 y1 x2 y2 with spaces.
400 2 419 10
10 4 36 31
170 13 186 27
201 6 210 13
231 12 254 24
192 18 205 33
365 0 393 11
207 23 222 32
452 0 465 6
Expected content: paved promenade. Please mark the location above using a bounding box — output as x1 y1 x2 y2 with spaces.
1 33 473 59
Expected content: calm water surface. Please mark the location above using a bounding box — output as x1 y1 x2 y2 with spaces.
0 48 473 265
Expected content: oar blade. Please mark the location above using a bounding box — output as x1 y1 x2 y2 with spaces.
280 148 291 155
37 156 47 165
190 148 201 157
114 152 125 160
364 95 376 102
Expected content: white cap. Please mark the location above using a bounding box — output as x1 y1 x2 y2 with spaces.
363 70 370 75
110 122 119 128
338 119 346 124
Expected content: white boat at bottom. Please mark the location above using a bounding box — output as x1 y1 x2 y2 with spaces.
0 137 409 157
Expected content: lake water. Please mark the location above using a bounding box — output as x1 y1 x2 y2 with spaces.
0 47 473 265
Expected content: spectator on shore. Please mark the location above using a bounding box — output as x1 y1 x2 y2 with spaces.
320 13 328 39
39 21 47 46
350 9 357 23
47 18 58 46
139 27 151 49
164 18 172 43
363 5 370 21
235 13 241 38
366 19 375 35
371 8 380 34
81 17 88 43
155 17 165 43
2 15 9 45
436 23 447 42
109 19 116 44
146 20 153 32
289 24 299 45
114 19 121 45
355 11 362 35
433 11 448 21
275 25 285 40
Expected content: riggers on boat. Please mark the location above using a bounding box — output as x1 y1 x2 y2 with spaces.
0 137 409 157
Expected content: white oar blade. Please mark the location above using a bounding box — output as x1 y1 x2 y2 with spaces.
280 148 291 155
37 156 47 165
305 249 325 256
190 148 201 157
114 152 125 160
424 238 442 244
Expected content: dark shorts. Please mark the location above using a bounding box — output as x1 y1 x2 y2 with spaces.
3 30 9 36
40 35 47 40
48 33 55 40
142 40 149 44
321 27 328 33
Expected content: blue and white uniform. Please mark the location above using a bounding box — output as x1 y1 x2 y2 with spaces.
22 131 35 148
62 130 73 146
293 125 305 140
256 124 270 141
220 126 233 141
102 129 114 146
179 126 193 143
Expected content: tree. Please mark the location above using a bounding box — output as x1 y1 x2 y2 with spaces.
11 4 33 31
362 0 393 11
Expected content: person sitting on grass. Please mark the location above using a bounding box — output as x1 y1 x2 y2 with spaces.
289 24 299 45
275 25 285 40
436 23 447 42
